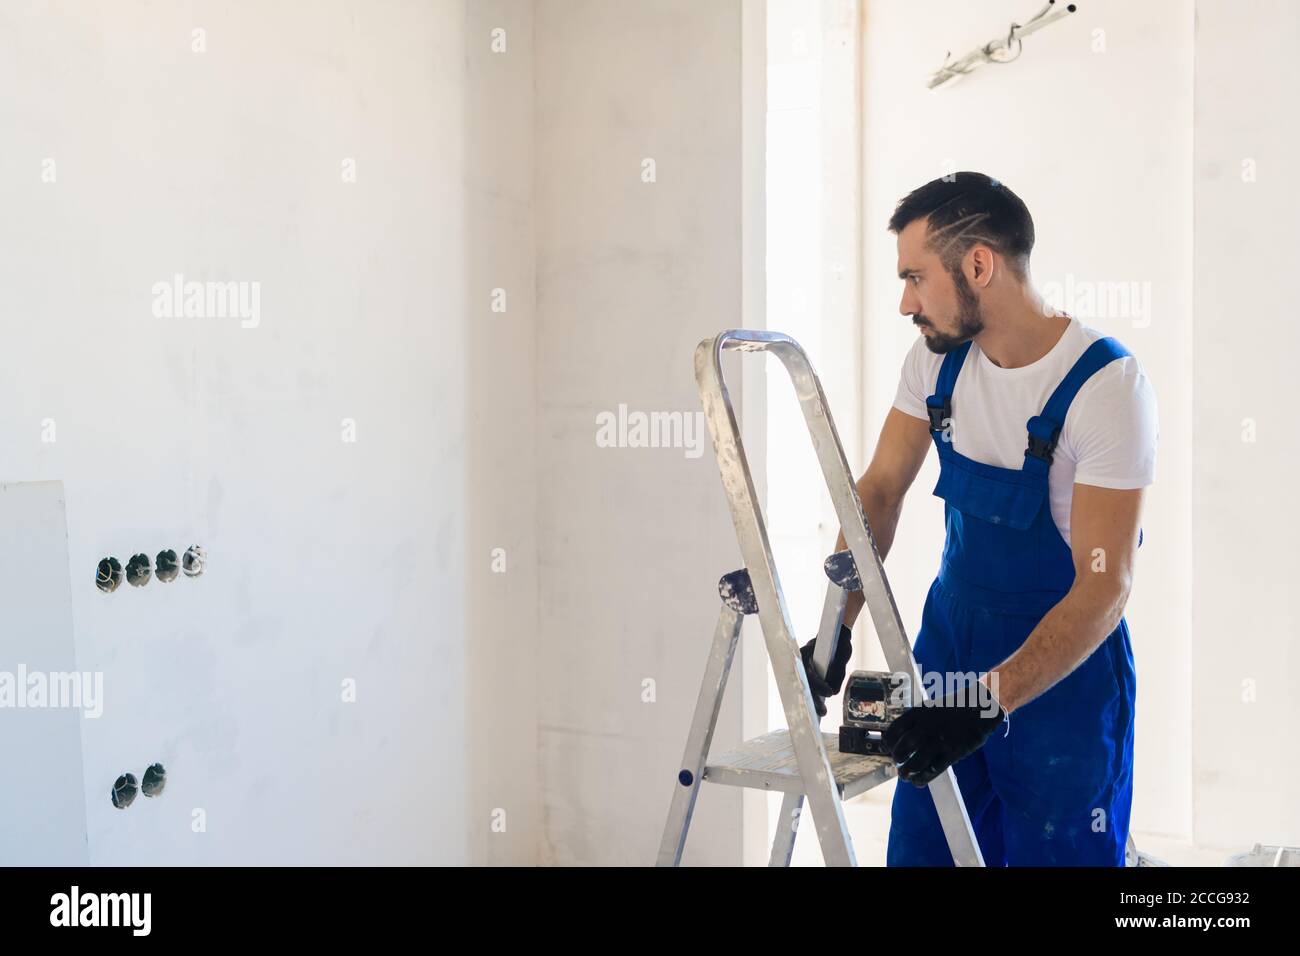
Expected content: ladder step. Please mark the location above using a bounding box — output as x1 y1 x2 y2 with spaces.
704 730 895 800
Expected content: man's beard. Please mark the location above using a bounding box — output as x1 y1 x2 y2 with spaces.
918 272 984 354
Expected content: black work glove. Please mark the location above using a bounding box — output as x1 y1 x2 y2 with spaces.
799 625 853 718
881 688 1006 787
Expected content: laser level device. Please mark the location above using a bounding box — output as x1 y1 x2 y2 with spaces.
838 670 908 756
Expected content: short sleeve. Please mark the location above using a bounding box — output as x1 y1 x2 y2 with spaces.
1066 358 1159 489
892 337 933 422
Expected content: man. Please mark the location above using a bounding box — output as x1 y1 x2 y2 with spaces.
804 172 1158 866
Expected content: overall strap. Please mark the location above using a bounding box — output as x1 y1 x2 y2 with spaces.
1024 337 1133 474
924 341 973 435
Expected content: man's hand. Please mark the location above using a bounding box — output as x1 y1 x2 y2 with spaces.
882 689 1005 787
798 625 853 718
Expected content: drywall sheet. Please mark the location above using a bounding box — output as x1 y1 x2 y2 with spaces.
0 481 89 864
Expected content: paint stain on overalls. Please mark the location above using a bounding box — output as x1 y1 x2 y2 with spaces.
887 337 1139 867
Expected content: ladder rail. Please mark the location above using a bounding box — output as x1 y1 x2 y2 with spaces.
694 329 984 867
656 603 745 866
811 579 848 679
694 331 854 865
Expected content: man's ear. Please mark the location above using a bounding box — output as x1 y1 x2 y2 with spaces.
969 246 996 286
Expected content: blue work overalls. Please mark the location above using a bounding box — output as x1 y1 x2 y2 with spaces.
886 337 1138 867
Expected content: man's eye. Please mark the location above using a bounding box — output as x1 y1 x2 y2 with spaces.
910 275 920 285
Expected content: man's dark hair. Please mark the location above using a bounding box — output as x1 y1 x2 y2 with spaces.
887 172 1034 280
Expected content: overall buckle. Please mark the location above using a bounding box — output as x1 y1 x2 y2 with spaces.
1025 417 1060 463
926 398 951 433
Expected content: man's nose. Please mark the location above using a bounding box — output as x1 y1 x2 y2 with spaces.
900 288 917 317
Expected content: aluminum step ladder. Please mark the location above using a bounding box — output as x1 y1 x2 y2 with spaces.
657 329 985 867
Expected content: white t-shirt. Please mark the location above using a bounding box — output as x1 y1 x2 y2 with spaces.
892 316 1158 547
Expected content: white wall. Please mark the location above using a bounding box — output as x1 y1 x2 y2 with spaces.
763 0 863 863
0 0 529 864
533 0 750 865
860 0 1196 845
1192 0 1300 853
464 0 541 867
738 0 771 867
0 0 749 869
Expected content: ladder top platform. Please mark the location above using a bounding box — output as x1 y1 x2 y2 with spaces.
704 730 896 800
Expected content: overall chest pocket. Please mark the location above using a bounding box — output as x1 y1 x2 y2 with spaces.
932 451 1047 531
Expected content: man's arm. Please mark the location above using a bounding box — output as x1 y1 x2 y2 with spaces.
837 408 932 629
979 483 1145 713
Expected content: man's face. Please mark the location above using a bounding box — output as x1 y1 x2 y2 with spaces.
896 218 984 354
